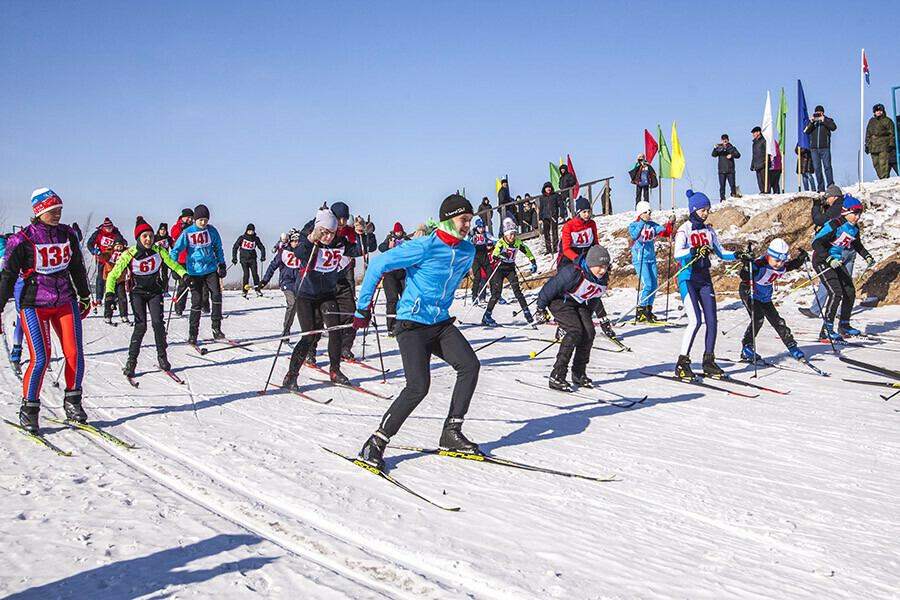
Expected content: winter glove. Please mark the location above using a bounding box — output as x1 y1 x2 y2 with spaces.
735 251 752 262
865 254 875 267
534 307 550 324
104 291 115 303
232 258 238 265
693 245 712 257
365 222 375 234
795 249 809 263
828 257 842 270
353 308 371 331
92 247 101 256
310 227 327 243
530 261 537 274
217 264 227 278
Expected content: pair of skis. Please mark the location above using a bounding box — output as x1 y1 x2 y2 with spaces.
323 444 617 512
514 378 647 408
126 368 185 388
5 418 135 455
839 356 900 400
639 371 789 397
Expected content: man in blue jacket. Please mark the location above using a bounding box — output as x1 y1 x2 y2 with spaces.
170 204 227 345
353 195 477 471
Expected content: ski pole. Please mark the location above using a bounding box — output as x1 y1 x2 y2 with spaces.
512 297 538 317
257 339 285 395
711 260 743 285
165 280 191 334
803 261 839 354
198 324 355 355
369 312 387 384
473 322 535 353
459 262 503 323
784 266 832 296
322 310 396 318
632 223 647 324
664 231 673 322
883 388 900 402
529 339 557 358
615 255 699 325
362 282 383 361
748 242 757 378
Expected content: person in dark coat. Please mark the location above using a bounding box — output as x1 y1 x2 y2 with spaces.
232 223 266 297
497 179 513 225
628 154 658 204
711 134 741 200
477 197 493 234
865 103 896 179
558 165 577 220
520 195 537 233
795 145 815 191
750 127 768 193
802 104 837 191
798 184 847 320
539 181 560 255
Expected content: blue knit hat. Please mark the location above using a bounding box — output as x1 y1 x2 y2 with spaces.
686 189 711 213
575 197 591 213
31 188 63 217
473 217 484 228
841 194 863 214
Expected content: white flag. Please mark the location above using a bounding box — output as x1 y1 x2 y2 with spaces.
761 91 777 159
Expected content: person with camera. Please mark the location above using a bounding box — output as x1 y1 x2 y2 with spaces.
711 134 741 200
865 103 896 179
802 105 837 192
628 153 658 205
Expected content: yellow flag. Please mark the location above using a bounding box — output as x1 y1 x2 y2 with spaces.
496 178 501 193
671 121 685 179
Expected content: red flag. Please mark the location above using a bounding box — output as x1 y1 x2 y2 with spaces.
644 129 658 163
566 154 579 198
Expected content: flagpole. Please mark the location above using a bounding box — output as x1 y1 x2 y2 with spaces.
859 47 865 193
764 154 769 193
670 178 674 211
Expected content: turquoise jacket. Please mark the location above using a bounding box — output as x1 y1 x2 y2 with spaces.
171 224 225 276
357 230 474 325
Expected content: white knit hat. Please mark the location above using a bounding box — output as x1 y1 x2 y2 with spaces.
502 217 517 234
314 209 337 231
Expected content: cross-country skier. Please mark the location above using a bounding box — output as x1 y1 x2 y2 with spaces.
331 202 377 359
468 217 496 305
108 218 187 377
534 244 611 391
260 228 303 338
482 217 537 326
628 200 675 323
0 188 92 434
353 194 478 471
811 194 875 340
558 197 597 269
281 208 361 390
87 217 121 304
738 238 808 361
378 222 409 337
154 222 174 296
232 223 266 297
100 236 130 324
170 204 228 345
170 208 194 316
673 189 750 379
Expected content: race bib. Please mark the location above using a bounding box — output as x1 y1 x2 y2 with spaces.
133 253 162 275
188 230 211 249
156 238 170 249
688 229 711 248
99 235 115 250
34 242 72 274
636 227 656 243
570 228 594 248
755 265 784 286
832 229 856 249
473 233 486 245
313 247 344 273
240 238 256 251
500 246 518 262
110 251 123 264
282 248 302 269
568 278 607 303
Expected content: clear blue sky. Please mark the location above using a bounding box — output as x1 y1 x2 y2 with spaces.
2 1 898 247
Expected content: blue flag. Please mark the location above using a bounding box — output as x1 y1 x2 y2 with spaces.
797 79 811 150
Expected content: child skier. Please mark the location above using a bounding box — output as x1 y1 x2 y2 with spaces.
281 209 361 390
811 195 875 340
154 223 174 296
378 222 409 336
673 190 749 379
534 245 611 391
87 217 122 303
468 217 496 304
482 217 537 326
739 238 808 361
628 200 675 322
100 236 130 324
0 188 92 433
170 204 228 345
331 202 377 359
558 197 598 269
260 229 303 338
232 223 266 297
107 218 188 377
353 194 478 471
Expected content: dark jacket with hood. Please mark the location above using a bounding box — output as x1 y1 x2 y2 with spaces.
711 143 741 173
558 170 577 194
232 226 266 263
803 116 837 149
539 182 561 220
628 162 659 187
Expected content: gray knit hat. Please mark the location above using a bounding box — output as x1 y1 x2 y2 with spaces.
824 184 843 199
585 245 610 268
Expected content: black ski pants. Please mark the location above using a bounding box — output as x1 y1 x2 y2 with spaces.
739 284 795 348
281 289 302 335
816 260 855 325
635 185 650 203
188 271 222 338
549 298 594 380
104 281 128 320
542 217 559 255
486 264 527 313
718 172 736 200
382 270 405 333
334 276 357 353
376 319 479 438
129 291 167 359
241 260 260 289
288 296 340 374
471 250 491 301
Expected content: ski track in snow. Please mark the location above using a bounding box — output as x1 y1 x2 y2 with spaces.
2 182 900 599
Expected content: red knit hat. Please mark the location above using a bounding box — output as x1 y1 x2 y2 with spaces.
134 216 153 240
393 222 404 234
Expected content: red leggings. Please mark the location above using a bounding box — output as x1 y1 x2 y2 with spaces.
21 301 85 401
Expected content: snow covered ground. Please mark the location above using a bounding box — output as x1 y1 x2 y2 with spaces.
2 185 900 599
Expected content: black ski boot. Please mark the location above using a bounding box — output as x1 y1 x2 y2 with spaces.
157 353 171 372
549 375 573 392
123 358 137 378
439 418 480 454
330 369 351 386
598 318 616 340
341 348 355 360
635 306 648 322
212 327 225 340
359 431 389 471
187 333 198 346
702 352 726 377
674 355 696 380
571 372 594 389
19 400 40 434
306 348 317 366
282 371 299 391
63 388 88 424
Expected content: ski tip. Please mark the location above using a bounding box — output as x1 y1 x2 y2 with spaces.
199 348 209 355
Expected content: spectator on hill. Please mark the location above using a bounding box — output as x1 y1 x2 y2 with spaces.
803 104 837 191
796 144 815 191
711 134 741 200
629 153 658 205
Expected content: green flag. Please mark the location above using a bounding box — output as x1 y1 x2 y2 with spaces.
549 162 561 190
776 87 788 157
657 125 672 179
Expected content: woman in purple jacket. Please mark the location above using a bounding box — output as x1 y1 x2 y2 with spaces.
0 188 91 434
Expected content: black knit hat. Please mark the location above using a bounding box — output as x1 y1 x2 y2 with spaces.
193 204 210 220
439 194 473 221
246 223 255 231
180 208 194 218
134 216 153 241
